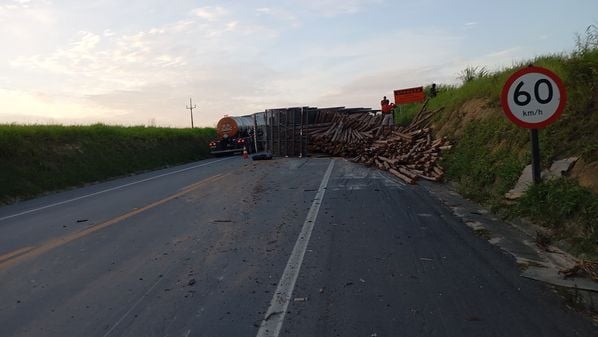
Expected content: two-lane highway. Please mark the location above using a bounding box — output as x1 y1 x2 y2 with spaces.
0 157 595 336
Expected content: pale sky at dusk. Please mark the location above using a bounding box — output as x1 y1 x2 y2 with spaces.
1 0 597 127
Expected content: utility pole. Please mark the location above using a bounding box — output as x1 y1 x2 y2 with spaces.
186 98 196 128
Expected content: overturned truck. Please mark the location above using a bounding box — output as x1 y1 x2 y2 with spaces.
208 115 258 156
209 106 378 157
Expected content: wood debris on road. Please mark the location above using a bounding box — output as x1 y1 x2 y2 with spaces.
559 259 598 281
307 105 449 184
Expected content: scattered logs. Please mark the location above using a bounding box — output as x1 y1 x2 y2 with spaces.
307 107 449 184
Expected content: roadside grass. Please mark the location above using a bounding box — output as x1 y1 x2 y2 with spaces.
0 124 216 203
517 179 598 259
442 114 528 207
401 27 598 257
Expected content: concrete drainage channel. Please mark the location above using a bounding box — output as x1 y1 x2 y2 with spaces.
420 181 598 318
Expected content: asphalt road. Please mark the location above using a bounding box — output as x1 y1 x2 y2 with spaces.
0 157 595 337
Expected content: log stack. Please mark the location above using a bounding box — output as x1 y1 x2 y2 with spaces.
307 107 450 184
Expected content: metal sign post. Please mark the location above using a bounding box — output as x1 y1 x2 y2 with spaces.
530 129 541 183
501 66 567 184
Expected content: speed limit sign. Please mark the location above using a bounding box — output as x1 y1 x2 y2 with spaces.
501 66 567 128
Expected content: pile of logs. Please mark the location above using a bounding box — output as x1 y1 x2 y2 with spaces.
307 105 451 184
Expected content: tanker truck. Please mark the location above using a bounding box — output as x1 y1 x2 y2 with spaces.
208 115 256 156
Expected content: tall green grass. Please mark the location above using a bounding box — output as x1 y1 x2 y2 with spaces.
442 114 528 205
517 179 598 258
0 124 215 203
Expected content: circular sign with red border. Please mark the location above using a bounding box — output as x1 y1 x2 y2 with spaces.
501 66 567 129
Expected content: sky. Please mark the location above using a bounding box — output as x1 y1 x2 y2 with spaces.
0 0 597 127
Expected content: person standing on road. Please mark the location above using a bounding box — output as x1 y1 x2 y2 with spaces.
379 96 394 137
430 83 438 98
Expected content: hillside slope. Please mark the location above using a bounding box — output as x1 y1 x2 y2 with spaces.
411 34 598 258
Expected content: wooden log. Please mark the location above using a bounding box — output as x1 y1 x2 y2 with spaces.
391 131 413 141
397 167 417 179
417 174 440 182
378 156 399 165
432 166 444 176
389 169 416 184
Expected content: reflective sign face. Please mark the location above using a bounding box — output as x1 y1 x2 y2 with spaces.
501 66 566 129
393 86 426 104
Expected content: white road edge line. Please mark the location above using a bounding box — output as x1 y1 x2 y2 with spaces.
256 159 335 337
0 157 233 222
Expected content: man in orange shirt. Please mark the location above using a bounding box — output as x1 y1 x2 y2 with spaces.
379 96 394 137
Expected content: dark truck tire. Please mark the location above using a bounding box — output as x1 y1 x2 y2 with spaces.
251 153 273 160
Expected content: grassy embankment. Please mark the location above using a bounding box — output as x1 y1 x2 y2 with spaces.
396 27 598 258
0 124 215 204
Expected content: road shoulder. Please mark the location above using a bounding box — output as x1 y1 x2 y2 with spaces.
420 180 598 317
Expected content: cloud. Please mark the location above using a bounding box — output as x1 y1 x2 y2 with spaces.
83 60 283 127
0 88 130 125
292 0 383 16
4 6 284 126
307 46 527 108
0 2 543 128
1 0 32 9
192 6 228 21
272 28 463 83
7 23 468 126
103 29 115 37
10 26 195 94
254 6 301 27
463 21 478 31
0 0 55 23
